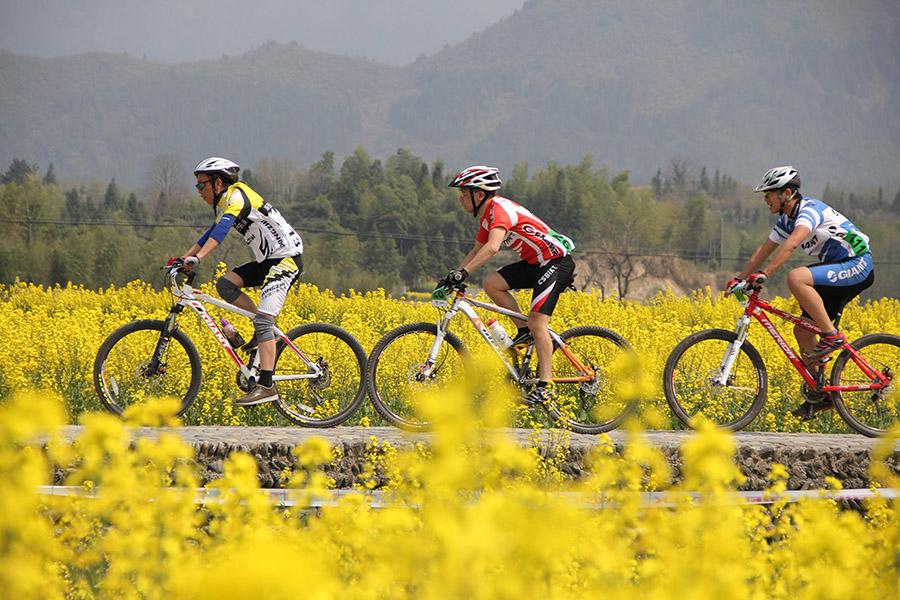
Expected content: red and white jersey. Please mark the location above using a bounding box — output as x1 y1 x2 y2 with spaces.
476 196 575 265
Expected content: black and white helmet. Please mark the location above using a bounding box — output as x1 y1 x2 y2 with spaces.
448 165 502 192
754 166 800 193
193 157 240 183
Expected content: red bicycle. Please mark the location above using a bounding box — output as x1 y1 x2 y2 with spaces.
663 281 898 436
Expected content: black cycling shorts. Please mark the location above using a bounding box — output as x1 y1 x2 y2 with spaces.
496 255 575 316
232 255 303 316
800 267 874 327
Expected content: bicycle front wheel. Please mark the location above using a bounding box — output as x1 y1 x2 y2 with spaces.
273 323 368 427
543 326 634 434
830 333 900 437
93 319 201 416
663 329 767 431
366 322 466 431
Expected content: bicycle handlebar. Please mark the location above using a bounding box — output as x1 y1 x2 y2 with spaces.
161 260 197 293
724 279 762 300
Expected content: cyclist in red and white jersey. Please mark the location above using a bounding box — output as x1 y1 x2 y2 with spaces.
440 165 576 405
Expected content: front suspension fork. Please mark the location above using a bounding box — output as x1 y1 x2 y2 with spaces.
148 305 184 375
714 314 751 386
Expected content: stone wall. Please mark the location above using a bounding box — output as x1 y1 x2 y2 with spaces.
56 426 899 491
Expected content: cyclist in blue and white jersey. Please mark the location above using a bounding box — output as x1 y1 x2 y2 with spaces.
726 166 874 419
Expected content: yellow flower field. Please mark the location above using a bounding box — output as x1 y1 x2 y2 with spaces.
0 276 898 432
1 383 897 599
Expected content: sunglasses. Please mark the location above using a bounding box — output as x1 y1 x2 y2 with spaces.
195 180 212 191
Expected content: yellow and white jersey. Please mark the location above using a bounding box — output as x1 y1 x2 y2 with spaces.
215 182 303 262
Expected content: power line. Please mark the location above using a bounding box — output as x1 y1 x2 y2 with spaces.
2 217 900 266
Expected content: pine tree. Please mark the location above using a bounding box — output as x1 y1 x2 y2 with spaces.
104 178 121 210
43 162 57 185
699 166 710 192
651 168 662 198
1 158 38 185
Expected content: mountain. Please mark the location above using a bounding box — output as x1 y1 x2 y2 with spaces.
1 0 898 189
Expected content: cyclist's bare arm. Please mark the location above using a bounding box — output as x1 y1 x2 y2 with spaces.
194 238 220 261
457 243 482 271
761 225 810 276
460 228 507 273
738 239 779 279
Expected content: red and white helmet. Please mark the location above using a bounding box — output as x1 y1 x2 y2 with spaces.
193 157 240 183
448 165 502 192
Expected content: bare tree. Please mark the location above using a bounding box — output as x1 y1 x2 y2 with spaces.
667 157 696 195
598 245 646 299
254 158 298 202
149 153 185 216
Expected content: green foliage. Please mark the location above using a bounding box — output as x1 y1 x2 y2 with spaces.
1 149 898 298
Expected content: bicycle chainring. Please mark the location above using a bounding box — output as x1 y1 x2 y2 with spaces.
308 357 332 392
577 364 602 396
236 371 254 393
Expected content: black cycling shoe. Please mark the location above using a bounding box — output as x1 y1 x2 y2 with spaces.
523 383 554 407
511 330 534 346
790 397 834 421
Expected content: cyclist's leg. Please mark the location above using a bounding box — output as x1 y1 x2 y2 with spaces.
787 267 828 364
790 261 874 418
255 256 303 371
527 256 575 383
221 261 275 313
487 261 536 329
787 266 834 335
800 254 874 358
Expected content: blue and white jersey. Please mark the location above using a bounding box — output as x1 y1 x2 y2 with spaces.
768 197 870 263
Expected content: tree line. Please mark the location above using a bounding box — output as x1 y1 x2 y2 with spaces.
1 152 899 298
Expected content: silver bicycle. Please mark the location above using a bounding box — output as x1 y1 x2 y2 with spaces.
93 261 367 427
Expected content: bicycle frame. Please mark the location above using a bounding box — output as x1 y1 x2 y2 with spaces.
718 285 891 393
423 287 595 386
162 267 322 386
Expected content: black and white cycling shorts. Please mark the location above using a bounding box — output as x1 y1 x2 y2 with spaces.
232 255 303 316
496 255 575 316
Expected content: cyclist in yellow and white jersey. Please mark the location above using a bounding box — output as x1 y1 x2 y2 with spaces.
181 157 304 406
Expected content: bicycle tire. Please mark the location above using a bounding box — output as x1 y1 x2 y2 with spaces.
830 333 900 437
541 325 634 434
273 322 368 427
366 322 467 431
663 328 767 431
93 319 201 417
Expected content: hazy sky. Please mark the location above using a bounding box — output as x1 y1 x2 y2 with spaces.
0 0 525 65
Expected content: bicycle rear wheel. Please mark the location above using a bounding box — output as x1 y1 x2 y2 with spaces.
366 322 466 431
663 329 767 431
273 323 368 427
830 333 900 437
93 319 201 416
542 326 634 434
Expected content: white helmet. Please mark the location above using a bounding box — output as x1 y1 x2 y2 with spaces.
754 166 800 193
448 165 502 192
193 157 240 183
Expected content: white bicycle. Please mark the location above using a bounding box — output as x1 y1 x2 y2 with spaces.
93 260 367 427
365 283 634 433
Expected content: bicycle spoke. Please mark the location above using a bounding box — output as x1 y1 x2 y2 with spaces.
368 324 466 429
276 330 363 423
833 338 900 434
666 333 765 429
544 326 633 434
96 324 197 415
